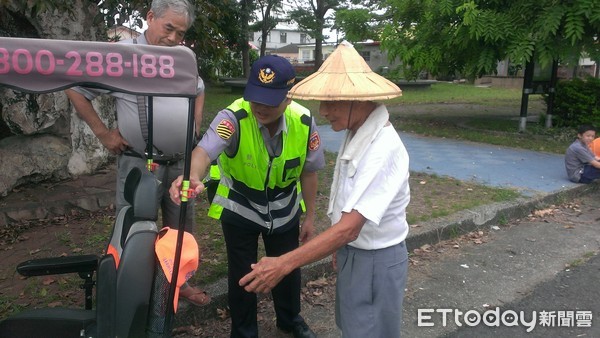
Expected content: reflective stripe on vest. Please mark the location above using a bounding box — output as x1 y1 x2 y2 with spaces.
208 98 311 232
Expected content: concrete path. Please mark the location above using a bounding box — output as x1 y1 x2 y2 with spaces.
318 125 576 196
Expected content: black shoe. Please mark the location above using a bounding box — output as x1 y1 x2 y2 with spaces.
278 321 317 338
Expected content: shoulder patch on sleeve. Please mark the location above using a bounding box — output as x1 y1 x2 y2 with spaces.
309 131 320 151
216 119 235 140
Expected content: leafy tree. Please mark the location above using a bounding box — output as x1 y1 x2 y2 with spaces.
551 77 600 128
379 0 600 80
251 0 286 57
333 8 378 43
185 0 243 80
332 1 389 43
288 0 338 69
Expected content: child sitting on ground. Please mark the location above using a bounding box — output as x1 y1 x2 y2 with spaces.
565 125 600 183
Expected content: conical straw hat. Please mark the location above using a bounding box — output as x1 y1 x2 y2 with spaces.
287 41 402 101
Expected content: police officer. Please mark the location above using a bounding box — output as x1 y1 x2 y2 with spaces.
171 55 324 338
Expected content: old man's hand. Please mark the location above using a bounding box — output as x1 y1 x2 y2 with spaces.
239 257 288 294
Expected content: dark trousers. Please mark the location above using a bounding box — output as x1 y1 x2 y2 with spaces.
580 164 600 183
221 220 303 338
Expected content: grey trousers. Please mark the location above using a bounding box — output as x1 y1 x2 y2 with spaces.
116 154 195 231
335 241 408 338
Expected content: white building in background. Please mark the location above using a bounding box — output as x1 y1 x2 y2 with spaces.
555 58 599 79
271 44 301 63
297 41 402 72
107 25 141 41
250 22 314 51
297 43 336 64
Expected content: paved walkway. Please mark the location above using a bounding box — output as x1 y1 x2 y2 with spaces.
319 125 576 196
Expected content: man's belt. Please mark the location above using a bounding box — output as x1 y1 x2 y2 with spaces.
122 149 184 166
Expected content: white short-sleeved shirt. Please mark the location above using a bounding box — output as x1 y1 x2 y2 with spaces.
330 124 410 250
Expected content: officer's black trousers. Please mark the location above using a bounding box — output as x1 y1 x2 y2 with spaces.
221 220 304 338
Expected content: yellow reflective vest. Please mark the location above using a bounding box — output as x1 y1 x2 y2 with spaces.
208 98 311 233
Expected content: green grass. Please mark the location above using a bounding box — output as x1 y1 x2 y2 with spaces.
390 82 524 105
568 252 598 268
293 82 526 114
201 85 242 131
206 82 524 111
407 172 521 225
84 234 109 248
55 230 71 245
583 251 596 259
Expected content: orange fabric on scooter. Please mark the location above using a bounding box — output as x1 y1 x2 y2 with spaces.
154 227 199 311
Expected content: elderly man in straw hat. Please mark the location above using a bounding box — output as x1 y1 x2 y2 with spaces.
240 41 410 337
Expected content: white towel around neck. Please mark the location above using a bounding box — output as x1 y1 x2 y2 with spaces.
327 104 389 217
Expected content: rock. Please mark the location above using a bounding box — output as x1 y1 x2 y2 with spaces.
0 0 114 192
0 135 71 197
68 96 116 176
1 90 70 136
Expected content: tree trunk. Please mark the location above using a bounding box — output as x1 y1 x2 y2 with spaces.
260 28 268 57
259 2 274 57
313 0 327 70
240 0 252 78
314 37 323 70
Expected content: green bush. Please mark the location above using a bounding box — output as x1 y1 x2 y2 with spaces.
550 77 600 128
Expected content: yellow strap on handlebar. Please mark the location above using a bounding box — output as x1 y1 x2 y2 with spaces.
181 180 190 202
